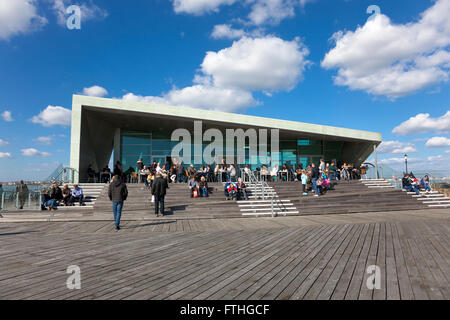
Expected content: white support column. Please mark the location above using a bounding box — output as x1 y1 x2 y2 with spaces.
374 144 379 179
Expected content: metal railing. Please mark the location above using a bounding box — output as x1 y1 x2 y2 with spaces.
46 166 79 185
246 170 285 217
1 189 42 212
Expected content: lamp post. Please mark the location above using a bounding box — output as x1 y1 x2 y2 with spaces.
404 154 408 174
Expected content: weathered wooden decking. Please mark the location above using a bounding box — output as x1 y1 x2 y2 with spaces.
0 209 448 300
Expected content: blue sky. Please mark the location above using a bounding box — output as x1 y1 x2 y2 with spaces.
0 0 449 181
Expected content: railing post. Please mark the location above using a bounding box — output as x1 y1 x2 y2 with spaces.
1 192 4 211
28 192 31 208
16 193 18 209
271 198 274 218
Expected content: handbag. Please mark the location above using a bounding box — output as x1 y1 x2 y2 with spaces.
193 189 199 198
151 195 155 203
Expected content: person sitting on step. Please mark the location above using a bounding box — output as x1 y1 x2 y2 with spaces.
420 175 432 193
224 181 238 201
69 184 85 206
199 176 209 197
402 174 420 196
188 175 199 198
236 178 248 201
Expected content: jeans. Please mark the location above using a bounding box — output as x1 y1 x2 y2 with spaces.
112 201 123 227
238 189 248 200
69 195 84 205
45 199 58 209
422 184 432 192
201 187 208 197
404 186 420 195
154 195 165 214
178 174 184 183
312 178 320 196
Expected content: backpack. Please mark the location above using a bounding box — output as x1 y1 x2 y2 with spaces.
193 189 199 198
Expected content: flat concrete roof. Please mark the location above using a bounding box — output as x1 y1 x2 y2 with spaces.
72 95 382 143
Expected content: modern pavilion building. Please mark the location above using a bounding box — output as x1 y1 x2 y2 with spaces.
70 95 382 183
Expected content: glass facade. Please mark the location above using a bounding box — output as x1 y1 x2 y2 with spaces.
120 130 344 170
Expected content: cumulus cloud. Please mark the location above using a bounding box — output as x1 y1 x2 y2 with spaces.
425 137 450 148
0 152 12 158
247 0 299 26
211 24 246 40
0 139 10 147
322 0 450 98
1 111 13 122
34 136 54 145
380 157 420 165
21 148 51 157
392 111 450 135
82 85 108 97
51 0 108 26
123 86 257 112
201 36 310 92
122 36 309 111
172 0 237 15
377 141 417 154
0 0 47 40
173 0 314 26
31 105 71 127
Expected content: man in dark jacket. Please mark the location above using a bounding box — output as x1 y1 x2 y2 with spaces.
310 163 320 197
151 173 168 217
108 175 128 230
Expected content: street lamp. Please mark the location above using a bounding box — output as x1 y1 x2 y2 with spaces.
404 154 408 174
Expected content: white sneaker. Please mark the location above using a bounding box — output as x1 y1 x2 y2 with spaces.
314 195 319 197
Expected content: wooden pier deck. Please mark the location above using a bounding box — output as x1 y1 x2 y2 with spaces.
0 208 448 300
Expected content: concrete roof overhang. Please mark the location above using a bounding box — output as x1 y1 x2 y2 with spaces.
72 95 382 144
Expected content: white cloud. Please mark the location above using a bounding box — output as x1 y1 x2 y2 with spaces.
0 139 10 147
122 35 308 112
0 152 12 158
21 148 51 157
377 141 417 154
34 136 53 145
425 137 450 148
82 85 108 97
122 86 257 113
1 111 13 122
247 0 298 26
380 157 420 165
392 111 450 135
445 150 450 154
31 105 71 127
173 0 314 26
201 36 310 92
51 0 108 26
322 0 450 98
172 0 237 15
211 24 246 40
427 155 445 162
0 0 47 40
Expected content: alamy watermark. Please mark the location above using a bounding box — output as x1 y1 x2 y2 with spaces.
66 265 81 290
66 5 81 30
170 121 280 166
367 5 381 21
366 265 381 290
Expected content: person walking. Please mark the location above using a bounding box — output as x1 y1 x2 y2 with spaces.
108 175 128 230
16 180 29 209
151 173 168 217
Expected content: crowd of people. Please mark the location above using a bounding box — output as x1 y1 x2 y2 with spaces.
401 173 433 196
41 183 85 211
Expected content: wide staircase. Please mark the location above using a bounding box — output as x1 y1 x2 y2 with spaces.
53 178 444 220
361 179 450 209
57 183 105 211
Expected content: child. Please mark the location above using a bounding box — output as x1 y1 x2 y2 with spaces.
301 170 308 196
199 176 209 197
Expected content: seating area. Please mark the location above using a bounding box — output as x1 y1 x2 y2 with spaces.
50 179 436 220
